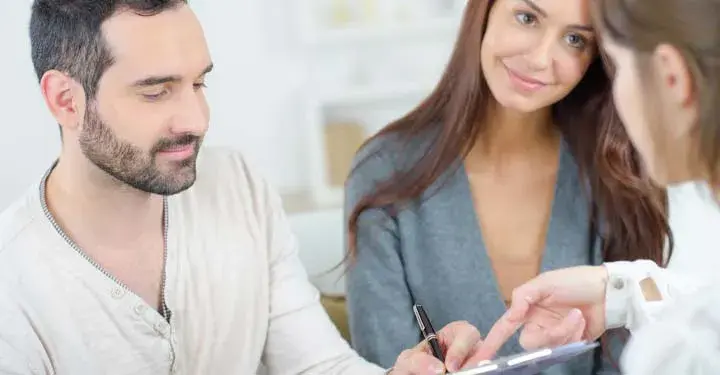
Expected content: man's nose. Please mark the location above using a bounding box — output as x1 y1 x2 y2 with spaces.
171 91 209 135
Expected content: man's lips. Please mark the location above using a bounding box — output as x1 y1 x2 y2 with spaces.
157 143 195 159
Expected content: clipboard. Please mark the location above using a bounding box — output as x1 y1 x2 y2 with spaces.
449 341 599 375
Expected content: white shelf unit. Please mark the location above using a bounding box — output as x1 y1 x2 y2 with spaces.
297 0 465 208
303 90 432 207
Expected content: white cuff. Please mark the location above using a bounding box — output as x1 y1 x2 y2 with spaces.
604 260 667 331
604 261 634 330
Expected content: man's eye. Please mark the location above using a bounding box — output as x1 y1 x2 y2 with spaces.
142 90 167 100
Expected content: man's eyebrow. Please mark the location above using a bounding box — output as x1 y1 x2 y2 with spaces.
131 63 214 87
132 75 181 87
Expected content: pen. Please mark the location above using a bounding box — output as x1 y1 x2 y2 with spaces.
413 304 445 362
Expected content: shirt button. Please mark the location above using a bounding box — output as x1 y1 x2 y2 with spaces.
155 322 170 337
134 304 146 315
611 277 625 290
111 288 126 299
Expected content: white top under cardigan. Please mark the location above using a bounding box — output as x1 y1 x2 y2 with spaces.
604 182 720 374
0 147 384 375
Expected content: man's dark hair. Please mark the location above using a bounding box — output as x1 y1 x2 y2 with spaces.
29 0 187 100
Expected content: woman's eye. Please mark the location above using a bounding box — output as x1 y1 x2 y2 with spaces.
565 33 587 49
515 11 538 26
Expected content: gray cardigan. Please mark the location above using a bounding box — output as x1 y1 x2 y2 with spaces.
344 134 624 374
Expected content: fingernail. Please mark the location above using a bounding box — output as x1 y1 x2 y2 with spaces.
570 308 582 319
432 363 446 374
446 360 458 372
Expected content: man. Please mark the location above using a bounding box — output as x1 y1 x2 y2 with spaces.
0 1 485 374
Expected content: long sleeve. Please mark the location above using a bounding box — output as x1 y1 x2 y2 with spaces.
260 183 384 375
606 183 720 374
619 284 720 374
603 182 720 332
345 205 420 368
344 149 421 369
0 339 36 375
0 287 46 375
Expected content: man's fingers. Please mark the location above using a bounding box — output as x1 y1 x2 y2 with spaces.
440 322 483 372
393 348 446 375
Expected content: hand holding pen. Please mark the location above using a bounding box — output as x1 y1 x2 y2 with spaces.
387 304 484 374
414 304 446 362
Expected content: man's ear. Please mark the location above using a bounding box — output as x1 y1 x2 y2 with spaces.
40 70 86 133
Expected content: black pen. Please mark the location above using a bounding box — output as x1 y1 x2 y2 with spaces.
413 304 445 362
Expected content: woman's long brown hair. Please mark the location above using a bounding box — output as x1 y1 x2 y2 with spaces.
347 0 672 267
594 0 720 187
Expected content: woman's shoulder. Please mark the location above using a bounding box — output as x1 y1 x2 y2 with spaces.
347 130 436 191
353 130 434 171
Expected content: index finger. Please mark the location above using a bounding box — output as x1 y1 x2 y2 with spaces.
471 311 524 361
471 290 536 361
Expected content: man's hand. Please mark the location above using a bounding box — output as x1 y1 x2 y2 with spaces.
390 321 483 374
465 266 609 365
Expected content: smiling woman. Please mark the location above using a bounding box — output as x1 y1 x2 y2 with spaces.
344 0 670 373
481 0 597 111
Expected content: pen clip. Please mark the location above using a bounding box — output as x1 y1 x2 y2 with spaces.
413 304 426 331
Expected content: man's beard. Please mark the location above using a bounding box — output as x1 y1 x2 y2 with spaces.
78 106 203 195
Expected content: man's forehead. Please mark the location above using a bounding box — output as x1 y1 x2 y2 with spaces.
101 5 211 80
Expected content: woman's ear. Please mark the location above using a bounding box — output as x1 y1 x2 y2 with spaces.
651 43 699 137
651 44 695 108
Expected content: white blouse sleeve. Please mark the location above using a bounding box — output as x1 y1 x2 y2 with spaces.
603 260 709 332
619 284 720 374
